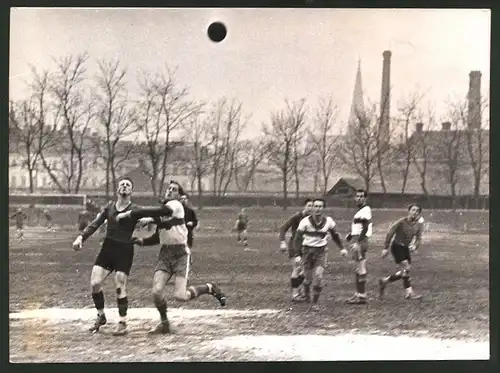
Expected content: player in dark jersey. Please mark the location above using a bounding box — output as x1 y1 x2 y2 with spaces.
10 207 28 240
378 204 424 300
72 178 141 336
279 198 313 301
180 194 198 250
234 208 249 248
42 209 54 232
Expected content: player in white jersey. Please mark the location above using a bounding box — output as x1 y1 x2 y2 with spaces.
344 189 372 304
117 181 226 334
294 198 347 311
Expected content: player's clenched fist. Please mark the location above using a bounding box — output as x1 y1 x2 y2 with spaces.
72 235 83 251
340 248 348 257
381 249 389 258
279 241 288 252
137 217 154 227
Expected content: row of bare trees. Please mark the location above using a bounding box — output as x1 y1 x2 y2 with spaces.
9 53 489 204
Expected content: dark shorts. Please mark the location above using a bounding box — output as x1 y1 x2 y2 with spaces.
155 244 190 278
236 222 247 232
391 242 411 264
301 246 327 270
287 238 301 258
94 238 134 275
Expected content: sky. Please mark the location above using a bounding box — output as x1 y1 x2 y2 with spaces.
9 8 491 139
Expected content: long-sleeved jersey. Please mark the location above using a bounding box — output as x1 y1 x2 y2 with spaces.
279 211 308 241
184 205 198 247
11 211 28 228
384 216 424 249
81 201 138 244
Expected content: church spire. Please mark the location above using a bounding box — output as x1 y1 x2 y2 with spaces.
348 58 365 133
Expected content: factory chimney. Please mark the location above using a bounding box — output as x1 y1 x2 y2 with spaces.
379 50 392 141
467 71 482 129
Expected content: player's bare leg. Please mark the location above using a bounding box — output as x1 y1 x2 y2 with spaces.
173 276 227 306
90 265 111 332
400 261 422 300
112 271 129 336
290 257 305 301
309 265 324 311
346 259 368 304
241 229 250 250
149 270 171 334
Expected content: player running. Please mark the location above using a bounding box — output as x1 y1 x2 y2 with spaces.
345 189 372 305
10 207 28 240
234 208 249 248
117 180 226 334
42 209 54 232
72 178 141 336
294 198 347 311
378 204 424 300
279 198 313 302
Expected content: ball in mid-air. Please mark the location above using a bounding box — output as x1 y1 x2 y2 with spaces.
207 22 227 42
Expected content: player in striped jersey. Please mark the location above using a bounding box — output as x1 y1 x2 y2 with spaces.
279 198 313 301
378 204 424 300
118 181 226 334
345 189 372 304
294 198 347 311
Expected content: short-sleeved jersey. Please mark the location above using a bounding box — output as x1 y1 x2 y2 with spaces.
157 200 188 246
81 201 138 244
351 205 372 237
297 215 337 248
386 216 424 248
279 211 308 241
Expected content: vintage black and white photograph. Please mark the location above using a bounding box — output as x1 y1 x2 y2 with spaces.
8 8 490 362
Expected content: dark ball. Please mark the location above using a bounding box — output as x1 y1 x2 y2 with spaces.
207 22 227 43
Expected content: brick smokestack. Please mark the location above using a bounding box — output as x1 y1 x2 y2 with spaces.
380 50 392 141
467 70 482 129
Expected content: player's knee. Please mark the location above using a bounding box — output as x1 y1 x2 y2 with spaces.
173 290 190 302
402 269 410 278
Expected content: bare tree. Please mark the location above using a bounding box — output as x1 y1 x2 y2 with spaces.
263 99 307 209
9 99 42 192
338 103 391 192
135 66 198 196
233 137 270 192
206 98 247 196
309 98 342 194
460 98 489 196
410 107 435 196
393 92 424 193
36 54 95 193
94 59 138 197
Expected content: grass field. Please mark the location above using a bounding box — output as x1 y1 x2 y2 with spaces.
9 207 490 362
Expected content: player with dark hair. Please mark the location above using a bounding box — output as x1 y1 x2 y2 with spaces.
117 180 226 334
279 198 314 301
10 207 28 240
180 194 198 250
345 189 372 304
378 204 424 300
234 208 249 248
72 177 141 336
294 198 347 311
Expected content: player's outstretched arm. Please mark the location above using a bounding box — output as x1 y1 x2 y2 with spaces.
329 228 344 250
131 205 174 219
293 229 304 254
80 206 108 242
383 219 402 250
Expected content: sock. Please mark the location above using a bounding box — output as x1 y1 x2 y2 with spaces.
388 271 402 282
92 291 105 315
117 296 128 322
356 273 367 296
303 283 311 300
154 296 168 322
312 286 322 304
402 272 412 289
187 284 210 299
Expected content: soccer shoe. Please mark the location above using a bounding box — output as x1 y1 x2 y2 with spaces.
291 293 306 303
345 295 368 305
405 293 423 300
378 279 387 299
148 320 171 335
209 283 227 306
89 314 107 333
112 321 128 336
308 303 320 312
